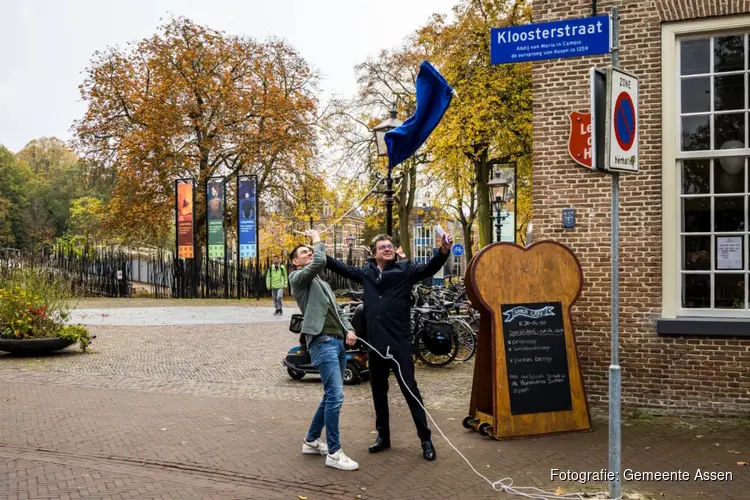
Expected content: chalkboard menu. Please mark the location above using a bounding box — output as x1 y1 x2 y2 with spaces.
501 301 573 415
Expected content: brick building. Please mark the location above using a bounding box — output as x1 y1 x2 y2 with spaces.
531 1 750 416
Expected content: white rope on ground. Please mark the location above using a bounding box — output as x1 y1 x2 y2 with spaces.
353 335 622 500
292 178 385 236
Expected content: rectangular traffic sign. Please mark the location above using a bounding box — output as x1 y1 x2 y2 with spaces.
604 67 639 173
490 14 611 65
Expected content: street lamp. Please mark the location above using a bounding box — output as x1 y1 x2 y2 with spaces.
346 233 355 264
372 103 403 236
488 172 510 243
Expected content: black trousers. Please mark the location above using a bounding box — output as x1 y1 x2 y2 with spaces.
369 347 431 442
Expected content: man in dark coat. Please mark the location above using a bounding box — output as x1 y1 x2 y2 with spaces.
325 232 453 461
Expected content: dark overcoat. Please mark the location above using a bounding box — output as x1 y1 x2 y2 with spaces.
325 251 449 354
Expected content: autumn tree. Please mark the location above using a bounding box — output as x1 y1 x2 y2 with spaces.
0 140 94 251
16 137 87 242
418 0 533 247
69 197 106 246
0 193 12 248
72 16 321 249
0 147 26 248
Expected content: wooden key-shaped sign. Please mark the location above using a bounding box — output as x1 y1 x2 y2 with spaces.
463 240 591 439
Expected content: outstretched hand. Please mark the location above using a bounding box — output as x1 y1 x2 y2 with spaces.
440 233 454 254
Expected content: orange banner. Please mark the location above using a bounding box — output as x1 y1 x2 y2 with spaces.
177 182 194 258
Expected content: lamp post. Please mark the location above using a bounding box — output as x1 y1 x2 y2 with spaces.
347 233 355 265
372 103 403 236
488 172 510 243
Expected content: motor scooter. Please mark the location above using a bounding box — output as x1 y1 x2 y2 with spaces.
282 303 369 385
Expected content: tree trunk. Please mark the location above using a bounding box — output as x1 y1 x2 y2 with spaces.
474 151 492 247
462 220 474 263
397 160 418 260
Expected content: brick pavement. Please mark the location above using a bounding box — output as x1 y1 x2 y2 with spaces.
0 317 747 499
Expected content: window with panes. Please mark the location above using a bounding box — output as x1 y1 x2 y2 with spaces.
679 33 749 312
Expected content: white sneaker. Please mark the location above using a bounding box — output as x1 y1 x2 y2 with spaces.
302 438 328 455
325 449 359 471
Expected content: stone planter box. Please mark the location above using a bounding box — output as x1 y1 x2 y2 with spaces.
0 337 75 355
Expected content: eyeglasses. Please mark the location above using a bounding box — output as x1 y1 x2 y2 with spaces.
377 244 393 251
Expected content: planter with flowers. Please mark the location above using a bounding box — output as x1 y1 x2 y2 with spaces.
0 267 92 355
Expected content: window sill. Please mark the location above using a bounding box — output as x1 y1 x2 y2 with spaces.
657 317 750 337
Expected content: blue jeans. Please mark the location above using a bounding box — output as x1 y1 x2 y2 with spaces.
306 335 346 454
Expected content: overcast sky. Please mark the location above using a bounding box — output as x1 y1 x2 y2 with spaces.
0 0 458 153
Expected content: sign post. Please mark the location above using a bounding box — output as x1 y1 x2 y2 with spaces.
607 8 622 500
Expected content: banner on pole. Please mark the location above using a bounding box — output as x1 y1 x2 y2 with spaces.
207 179 225 259
176 181 194 259
238 177 257 259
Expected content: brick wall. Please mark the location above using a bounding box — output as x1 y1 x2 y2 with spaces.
531 0 750 416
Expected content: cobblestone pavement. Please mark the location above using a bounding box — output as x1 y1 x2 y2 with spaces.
0 311 748 499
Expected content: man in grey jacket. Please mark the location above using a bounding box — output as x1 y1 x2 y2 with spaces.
289 229 359 471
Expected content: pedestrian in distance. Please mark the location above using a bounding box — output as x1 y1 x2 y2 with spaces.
266 256 288 316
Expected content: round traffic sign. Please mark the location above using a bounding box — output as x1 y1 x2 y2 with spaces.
614 91 636 151
452 243 464 257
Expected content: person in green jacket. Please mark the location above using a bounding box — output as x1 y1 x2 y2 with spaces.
266 256 288 315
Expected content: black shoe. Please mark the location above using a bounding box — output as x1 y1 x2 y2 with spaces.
421 440 436 461
368 436 391 453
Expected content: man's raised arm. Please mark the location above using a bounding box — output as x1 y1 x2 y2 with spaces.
326 255 364 284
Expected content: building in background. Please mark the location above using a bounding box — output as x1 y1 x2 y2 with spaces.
316 206 367 262
531 1 750 416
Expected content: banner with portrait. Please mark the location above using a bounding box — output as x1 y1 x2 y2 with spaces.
176 180 194 258
207 179 225 259
237 177 257 259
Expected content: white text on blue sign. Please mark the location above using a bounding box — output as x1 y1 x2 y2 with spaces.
491 15 611 65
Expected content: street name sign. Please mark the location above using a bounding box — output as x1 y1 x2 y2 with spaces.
490 14 611 65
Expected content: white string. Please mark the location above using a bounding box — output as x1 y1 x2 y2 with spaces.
352 335 622 500
293 178 385 236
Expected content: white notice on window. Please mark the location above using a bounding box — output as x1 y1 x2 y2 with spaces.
716 236 743 270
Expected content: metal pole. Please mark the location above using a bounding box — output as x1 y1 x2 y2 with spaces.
191 178 198 298
385 169 394 236
494 203 502 243
205 178 209 299
513 163 518 245
609 7 621 500
174 179 179 262
223 177 228 299
236 176 241 300
255 175 260 301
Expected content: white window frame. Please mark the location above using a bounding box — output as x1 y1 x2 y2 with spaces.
662 14 750 319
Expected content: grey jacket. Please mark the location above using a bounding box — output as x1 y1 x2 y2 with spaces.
289 241 353 338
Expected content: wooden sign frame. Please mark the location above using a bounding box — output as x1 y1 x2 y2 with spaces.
462 240 591 440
